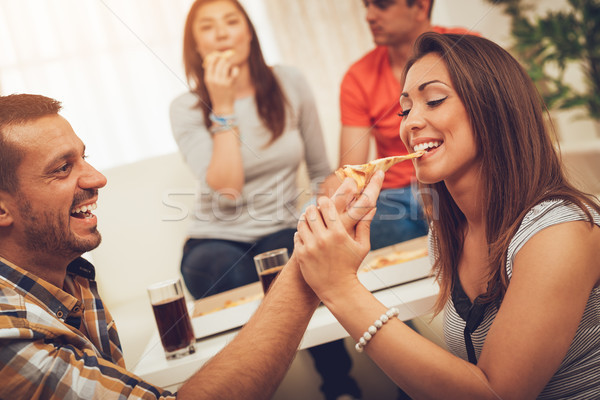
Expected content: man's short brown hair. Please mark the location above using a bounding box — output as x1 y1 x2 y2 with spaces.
0 94 62 193
406 0 434 19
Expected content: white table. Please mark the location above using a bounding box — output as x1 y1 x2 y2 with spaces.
132 276 439 391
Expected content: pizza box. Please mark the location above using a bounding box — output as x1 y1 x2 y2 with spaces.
190 235 430 340
190 282 263 340
358 235 431 291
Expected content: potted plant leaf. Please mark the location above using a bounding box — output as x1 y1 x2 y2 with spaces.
487 0 600 132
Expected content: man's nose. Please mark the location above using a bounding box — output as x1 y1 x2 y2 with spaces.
365 4 378 22
79 161 107 190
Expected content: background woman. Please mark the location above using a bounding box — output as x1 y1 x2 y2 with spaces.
170 0 330 298
170 1 362 399
295 32 600 399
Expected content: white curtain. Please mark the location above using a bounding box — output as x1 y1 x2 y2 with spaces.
0 0 277 171
1 0 535 172
0 0 371 171
0 0 201 170
262 0 374 166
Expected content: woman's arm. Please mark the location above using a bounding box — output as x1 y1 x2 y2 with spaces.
203 54 244 197
476 221 600 398
295 202 600 399
292 67 332 189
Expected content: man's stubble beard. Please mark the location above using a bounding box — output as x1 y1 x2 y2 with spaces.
19 198 102 259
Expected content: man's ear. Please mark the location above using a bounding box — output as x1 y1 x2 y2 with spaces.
0 196 15 227
416 0 432 21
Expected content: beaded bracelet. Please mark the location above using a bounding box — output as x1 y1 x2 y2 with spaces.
355 307 400 353
208 112 238 136
209 123 238 136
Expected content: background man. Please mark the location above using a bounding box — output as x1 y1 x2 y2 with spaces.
0 94 381 399
322 0 475 249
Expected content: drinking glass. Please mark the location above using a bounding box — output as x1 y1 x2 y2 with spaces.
254 248 288 294
147 278 196 359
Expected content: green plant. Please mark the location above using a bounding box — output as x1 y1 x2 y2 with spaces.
487 0 600 121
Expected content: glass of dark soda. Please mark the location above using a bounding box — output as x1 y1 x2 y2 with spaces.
254 248 288 294
147 278 196 359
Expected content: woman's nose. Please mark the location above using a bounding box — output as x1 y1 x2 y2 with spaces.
215 23 228 39
403 108 426 132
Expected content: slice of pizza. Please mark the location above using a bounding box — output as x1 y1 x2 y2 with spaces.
335 151 425 192
203 49 235 68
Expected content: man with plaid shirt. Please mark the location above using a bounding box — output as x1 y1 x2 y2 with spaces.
0 94 382 399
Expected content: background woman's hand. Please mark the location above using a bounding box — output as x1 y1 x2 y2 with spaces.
203 51 239 112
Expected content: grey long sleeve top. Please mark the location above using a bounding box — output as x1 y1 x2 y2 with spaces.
170 65 331 242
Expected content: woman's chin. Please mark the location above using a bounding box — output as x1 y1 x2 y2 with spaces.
415 172 441 185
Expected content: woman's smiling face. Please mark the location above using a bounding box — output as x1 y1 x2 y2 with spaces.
399 53 480 187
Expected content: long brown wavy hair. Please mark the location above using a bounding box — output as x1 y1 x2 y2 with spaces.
182 0 287 144
404 33 600 314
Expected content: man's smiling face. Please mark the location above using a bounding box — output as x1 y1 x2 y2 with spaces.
6 114 107 260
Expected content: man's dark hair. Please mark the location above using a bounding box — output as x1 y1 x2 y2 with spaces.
367 0 435 19
406 0 434 19
0 94 62 193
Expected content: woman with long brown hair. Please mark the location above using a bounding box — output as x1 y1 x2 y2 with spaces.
295 32 600 399
170 1 362 399
171 0 331 299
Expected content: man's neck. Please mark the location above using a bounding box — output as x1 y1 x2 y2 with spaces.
0 248 71 289
387 23 433 84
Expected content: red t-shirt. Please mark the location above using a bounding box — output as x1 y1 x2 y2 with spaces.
340 26 477 189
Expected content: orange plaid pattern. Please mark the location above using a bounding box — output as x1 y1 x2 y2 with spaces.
0 257 176 399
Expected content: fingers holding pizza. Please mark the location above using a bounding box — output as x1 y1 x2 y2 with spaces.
202 49 236 69
294 172 383 300
202 49 239 111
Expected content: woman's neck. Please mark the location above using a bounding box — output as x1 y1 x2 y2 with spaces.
446 171 485 231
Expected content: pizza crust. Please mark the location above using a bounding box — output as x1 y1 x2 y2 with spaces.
335 151 425 192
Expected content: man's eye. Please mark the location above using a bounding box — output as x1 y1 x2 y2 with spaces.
56 163 71 173
373 0 393 9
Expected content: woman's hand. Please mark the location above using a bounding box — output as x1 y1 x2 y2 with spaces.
294 171 383 302
203 51 239 113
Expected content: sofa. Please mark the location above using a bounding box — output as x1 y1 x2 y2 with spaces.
90 152 197 368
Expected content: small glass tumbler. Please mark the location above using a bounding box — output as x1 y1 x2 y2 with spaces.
147 278 196 360
254 248 288 294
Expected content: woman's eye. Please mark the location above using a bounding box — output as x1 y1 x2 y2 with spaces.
398 109 410 117
427 96 448 107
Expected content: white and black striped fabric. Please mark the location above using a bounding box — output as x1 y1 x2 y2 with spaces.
439 199 600 399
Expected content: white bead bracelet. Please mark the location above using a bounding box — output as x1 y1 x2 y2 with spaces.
355 307 400 353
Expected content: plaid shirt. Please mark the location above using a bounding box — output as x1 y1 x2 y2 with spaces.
0 257 175 399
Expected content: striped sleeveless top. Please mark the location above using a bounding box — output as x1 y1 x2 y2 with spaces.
440 199 600 399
